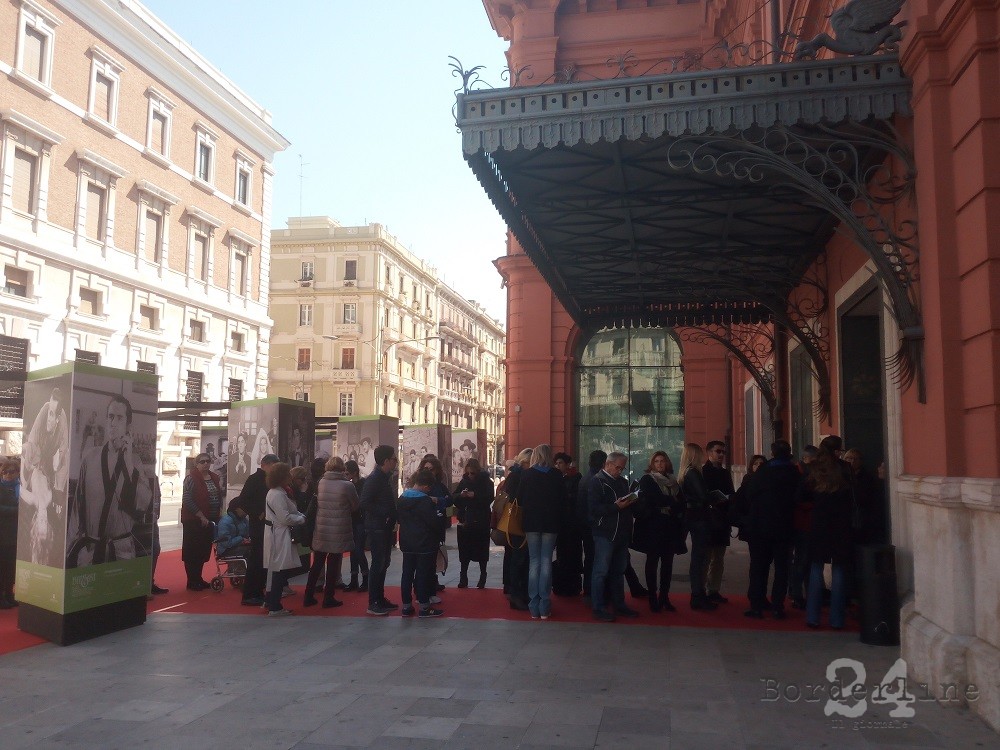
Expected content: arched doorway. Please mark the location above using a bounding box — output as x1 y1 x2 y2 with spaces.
577 327 684 474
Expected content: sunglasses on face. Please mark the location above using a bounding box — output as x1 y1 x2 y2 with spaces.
197 459 210 465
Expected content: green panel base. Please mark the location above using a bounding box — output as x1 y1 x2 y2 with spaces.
17 597 147 646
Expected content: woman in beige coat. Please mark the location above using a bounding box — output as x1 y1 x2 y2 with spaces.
304 456 360 608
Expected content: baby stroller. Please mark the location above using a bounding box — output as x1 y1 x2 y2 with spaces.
210 540 249 592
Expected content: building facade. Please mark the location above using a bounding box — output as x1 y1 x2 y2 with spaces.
0 0 288 481
466 0 1000 732
268 216 506 462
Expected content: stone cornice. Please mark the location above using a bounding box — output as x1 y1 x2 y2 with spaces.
459 55 910 154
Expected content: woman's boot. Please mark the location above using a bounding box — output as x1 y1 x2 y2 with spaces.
458 563 469 588
477 564 487 589
358 573 368 593
344 573 358 592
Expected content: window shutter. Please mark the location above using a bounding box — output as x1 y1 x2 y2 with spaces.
86 183 106 241
22 27 45 81
94 73 113 122
151 112 166 154
12 150 36 214
144 210 162 262
193 234 207 279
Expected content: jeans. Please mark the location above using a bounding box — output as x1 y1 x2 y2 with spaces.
807 562 847 628
349 521 369 577
706 545 726 593
265 569 292 612
591 535 627 612
367 529 392 607
526 531 557 617
400 551 436 607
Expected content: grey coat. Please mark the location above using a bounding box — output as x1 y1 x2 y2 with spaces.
311 471 359 554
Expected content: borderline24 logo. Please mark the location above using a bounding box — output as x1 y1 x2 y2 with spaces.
761 658 981 726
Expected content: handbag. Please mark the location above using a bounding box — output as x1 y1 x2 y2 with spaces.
496 497 526 549
436 546 448 574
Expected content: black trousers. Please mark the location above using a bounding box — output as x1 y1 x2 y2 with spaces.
181 520 215 586
507 540 529 604
0 544 15 601
367 529 392 607
582 528 595 596
242 518 266 601
688 520 711 596
747 537 792 611
644 550 675 598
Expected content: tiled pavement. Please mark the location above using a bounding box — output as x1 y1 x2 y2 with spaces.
1 522 996 749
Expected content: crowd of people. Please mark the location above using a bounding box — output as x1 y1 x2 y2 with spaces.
0 435 885 631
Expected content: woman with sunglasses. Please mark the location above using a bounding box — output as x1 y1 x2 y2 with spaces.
181 452 223 590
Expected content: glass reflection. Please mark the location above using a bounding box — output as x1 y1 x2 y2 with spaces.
577 327 684 476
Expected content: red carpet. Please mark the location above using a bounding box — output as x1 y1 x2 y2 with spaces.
0 549 853 653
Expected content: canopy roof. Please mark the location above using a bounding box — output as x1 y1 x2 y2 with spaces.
458 55 910 329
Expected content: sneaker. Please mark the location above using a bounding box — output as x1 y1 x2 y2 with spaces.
592 609 615 623
418 608 444 618
401 605 415 617
366 604 391 616
530 613 540 620
281 586 294 598
540 614 550 620
429 595 442 604
381 599 399 610
150 584 169 595
267 609 293 617
241 597 264 607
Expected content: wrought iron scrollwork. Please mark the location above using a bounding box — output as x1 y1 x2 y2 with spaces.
666 122 924 403
680 324 779 420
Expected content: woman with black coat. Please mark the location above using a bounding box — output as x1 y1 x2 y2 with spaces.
678 443 717 611
633 451 684 613
803 449 854 629
517 444 565 619
453 458 495 588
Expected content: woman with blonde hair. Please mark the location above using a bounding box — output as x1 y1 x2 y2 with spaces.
517 444 565 619
679 443 717 611
303 456 359 608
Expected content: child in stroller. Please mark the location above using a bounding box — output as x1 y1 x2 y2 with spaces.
211 498 250 591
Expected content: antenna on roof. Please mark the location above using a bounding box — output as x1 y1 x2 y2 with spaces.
298 154 308 216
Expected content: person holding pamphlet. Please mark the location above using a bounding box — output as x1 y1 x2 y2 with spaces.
587 452 640 622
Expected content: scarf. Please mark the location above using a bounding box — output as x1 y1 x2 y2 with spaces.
649 471 680 497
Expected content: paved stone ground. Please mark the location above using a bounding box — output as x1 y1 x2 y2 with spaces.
1 609 996 749
8 521 989 749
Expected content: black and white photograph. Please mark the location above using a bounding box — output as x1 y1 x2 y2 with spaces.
226 400 279 493
277 400 315 468
200 426 228 489
335 416 398 477
64 370 157 569
450 429 485 485
399 424 450 487
17 373 72 569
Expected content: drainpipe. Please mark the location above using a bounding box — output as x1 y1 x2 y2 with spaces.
771 0 783 62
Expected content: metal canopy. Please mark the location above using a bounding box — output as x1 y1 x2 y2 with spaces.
458 54 912 330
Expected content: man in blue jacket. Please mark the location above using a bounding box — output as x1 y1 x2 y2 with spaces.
360 445 399 616
588 451 640 622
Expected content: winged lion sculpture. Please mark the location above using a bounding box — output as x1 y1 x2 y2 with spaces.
794 0 907 59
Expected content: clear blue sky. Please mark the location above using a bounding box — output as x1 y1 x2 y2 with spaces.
142 0 510 321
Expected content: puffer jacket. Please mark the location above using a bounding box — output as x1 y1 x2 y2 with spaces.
311 470 360 554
